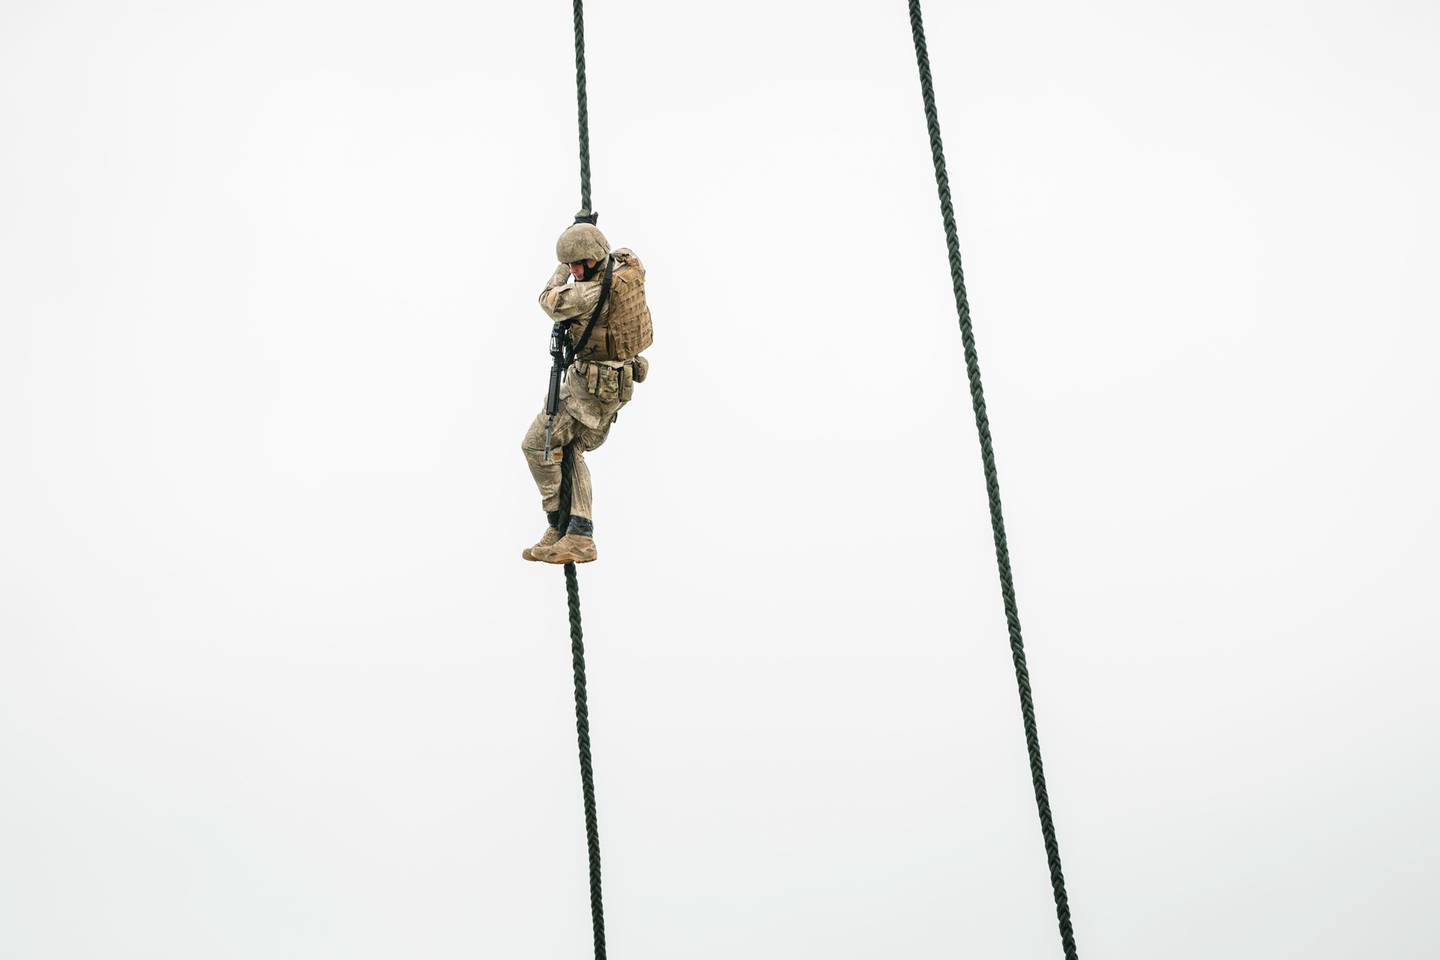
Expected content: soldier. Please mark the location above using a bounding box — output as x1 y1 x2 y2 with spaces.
521 216 652 564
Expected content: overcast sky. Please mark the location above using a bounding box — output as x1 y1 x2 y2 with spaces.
2 1 1438 958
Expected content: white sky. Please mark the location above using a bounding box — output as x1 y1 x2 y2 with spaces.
2 1 1438 957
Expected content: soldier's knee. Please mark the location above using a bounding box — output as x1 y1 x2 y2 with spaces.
523 435 563 468
576 425 609 453
522 416 547 454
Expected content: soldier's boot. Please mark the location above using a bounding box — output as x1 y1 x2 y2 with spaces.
531 533 597 564
522 512 563 561
531 516 597 564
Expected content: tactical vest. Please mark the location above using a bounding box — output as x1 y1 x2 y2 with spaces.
572 251 653 362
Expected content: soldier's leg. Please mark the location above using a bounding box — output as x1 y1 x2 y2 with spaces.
521 408 580 517
566 444 593 535
528 419 613 564
562 411 618 535
550 364 623 534
522 410 592 562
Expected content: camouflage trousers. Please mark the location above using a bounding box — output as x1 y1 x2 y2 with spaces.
522 360 629 524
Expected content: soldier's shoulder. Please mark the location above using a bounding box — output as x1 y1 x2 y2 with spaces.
612 247 643 271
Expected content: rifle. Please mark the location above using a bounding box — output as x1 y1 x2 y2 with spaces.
542 320 567 463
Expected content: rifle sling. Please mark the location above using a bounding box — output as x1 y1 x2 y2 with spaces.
565 255 614 364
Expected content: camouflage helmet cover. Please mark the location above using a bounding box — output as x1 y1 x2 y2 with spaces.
556 221 610 264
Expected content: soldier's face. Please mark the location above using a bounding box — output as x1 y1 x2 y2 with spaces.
568 259 597 281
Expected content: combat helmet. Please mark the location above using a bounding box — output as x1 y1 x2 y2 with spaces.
556 213 609 264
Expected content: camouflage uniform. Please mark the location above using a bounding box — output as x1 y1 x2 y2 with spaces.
522 250 648 546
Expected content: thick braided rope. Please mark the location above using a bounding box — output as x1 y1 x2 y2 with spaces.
556 447 606 959
906 2 1079 956
573 0 592 213
563 4 605 954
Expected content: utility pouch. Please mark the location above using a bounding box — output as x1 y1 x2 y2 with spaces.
575 359 619 403
630 355 649 383
595 365 621 403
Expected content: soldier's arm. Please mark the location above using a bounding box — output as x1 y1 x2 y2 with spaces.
543 263 570 289
538 268 602 322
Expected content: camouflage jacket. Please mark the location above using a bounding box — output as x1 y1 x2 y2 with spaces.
538 248 643 324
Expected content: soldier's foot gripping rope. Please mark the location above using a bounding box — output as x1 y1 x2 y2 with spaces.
907 1 1080 956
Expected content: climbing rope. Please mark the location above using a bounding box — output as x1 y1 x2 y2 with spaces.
906 1 1080 956
573 0 592 215
548 6 1075 959
555 452 605 959
556 4 606 959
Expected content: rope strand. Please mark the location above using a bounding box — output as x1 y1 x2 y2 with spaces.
573 0 592 213
906 2 1079 956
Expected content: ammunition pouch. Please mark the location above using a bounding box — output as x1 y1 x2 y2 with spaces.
573 358 643 404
